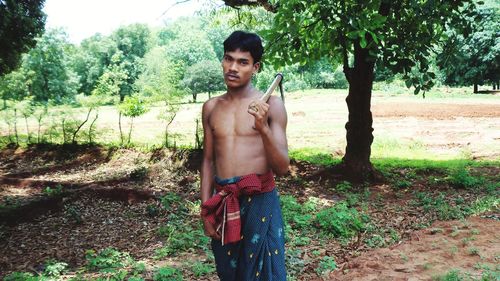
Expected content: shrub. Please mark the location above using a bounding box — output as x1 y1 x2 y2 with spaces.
153 266 183 281
3 272 36 281
448 167 484 189
316 202 367 238
85 248 133 271
315 256 337 276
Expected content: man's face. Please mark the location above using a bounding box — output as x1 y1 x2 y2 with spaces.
222 49 260 88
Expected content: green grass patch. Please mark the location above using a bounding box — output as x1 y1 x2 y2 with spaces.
316 201 368 239
153 266 183 281
289 147 341 166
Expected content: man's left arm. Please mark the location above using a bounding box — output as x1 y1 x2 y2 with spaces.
249 96 289 176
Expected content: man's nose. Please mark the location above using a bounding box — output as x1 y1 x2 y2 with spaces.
228 61 238 71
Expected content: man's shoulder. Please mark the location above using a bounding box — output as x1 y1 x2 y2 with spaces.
268 96 286 111
202 94 226 115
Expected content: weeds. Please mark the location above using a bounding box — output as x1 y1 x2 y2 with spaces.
153 266 183 281
315 256 337 276
189 261 215 277
447 166 485 189
316 201 368 239
85 248 133 271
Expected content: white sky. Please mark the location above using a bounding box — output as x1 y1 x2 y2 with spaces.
43 0 223 44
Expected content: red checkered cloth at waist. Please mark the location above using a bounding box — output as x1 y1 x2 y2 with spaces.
201 171 275 245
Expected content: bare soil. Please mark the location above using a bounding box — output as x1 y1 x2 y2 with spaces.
0 96 499 280
329 217 500 281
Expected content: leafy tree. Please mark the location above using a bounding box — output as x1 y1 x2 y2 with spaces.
0 0 46 76
73 93 107 144
33 104 48 143
164 27 217 68
437 4 500 92
16 98 34 143
111 24 151 101
222 0 476 180
22 28 80 104
118 95 149 145
135 46 185 103
182 60 225 102
72 34 118 95
0 69 30 107
157 103 180 148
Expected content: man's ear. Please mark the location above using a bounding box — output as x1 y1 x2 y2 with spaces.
253 62 260 73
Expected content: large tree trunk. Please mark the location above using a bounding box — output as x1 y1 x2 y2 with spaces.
473 83 478 93
341 43 377 182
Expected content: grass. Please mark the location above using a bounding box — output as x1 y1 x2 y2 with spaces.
0 87 498 280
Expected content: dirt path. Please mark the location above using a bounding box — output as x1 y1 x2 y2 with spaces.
329 216 500 280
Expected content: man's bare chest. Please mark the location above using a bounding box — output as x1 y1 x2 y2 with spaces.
209 107 258 138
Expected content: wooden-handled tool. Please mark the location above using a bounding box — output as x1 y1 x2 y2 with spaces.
260 73 284 102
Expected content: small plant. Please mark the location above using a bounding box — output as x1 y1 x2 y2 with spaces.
161 192 181 211
400 253 409 262
423 263 433 270
468 247 480 256
450 226 460 237
315 256 337 276
131 261 147 276
153 266 183 281
156 223 209 258
450 246 459 255
336 181 352 193
280 195 313 230
43 184 64 196
395 179 412 189
130 166 148 181
316 201 368 239
3 272 35 281
44 260 68 277
286 249 306 279
447 166 484 189
190 261 215 277
86 248 133 271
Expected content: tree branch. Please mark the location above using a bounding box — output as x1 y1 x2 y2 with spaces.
222 0 277 12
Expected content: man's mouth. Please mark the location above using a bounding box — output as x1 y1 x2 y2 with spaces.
225 73 239 80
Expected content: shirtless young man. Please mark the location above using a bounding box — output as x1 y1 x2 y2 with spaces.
200 31 289 280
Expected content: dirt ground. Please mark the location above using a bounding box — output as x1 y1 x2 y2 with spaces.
329 216 500 281
0 94 499 280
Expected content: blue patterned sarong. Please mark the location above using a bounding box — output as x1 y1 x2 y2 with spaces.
211 175 287 281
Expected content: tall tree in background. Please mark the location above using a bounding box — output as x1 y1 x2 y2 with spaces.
111 24 151 101
437 3 500 92
183 60 225 102
0 0 46 76
22 28 80 104
72 34 118 95
222 0 476 181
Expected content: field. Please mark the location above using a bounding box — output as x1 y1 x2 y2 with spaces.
27 87 498 160
0 88 499 280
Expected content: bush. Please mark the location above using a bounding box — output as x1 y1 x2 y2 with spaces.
153 266 183 281
3 272 36 281
85 248 133 270
315 202 367 238
155 223 209 258
447 167 484 189
315 256 337 276
280 195 313 230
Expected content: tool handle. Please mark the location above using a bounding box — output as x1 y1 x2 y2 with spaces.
260 73 283 102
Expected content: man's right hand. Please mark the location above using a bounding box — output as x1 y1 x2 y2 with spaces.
203 218 221 240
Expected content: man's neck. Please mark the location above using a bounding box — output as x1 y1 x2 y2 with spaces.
226 83 256 100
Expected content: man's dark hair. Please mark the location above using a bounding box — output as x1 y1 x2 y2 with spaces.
223 31 264 64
